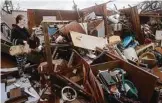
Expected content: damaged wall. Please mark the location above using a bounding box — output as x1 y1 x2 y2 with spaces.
81 3 106 16
81 3 108 36
1 10 28 28
27 9 83 32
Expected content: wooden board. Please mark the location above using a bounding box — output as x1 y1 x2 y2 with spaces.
70 31 107 50
1 53 17 68
27 9 80 33
152 67 162 83
96 48 158 103
10 88 21 98
110 53 157 103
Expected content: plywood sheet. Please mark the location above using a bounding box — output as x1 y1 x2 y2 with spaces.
70 31 107 50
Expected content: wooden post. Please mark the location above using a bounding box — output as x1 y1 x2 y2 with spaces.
27 9 36 33
42 22 53 73
103 3 108 36
130 7 144 44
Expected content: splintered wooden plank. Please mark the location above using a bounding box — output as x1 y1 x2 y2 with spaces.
70 31 107 50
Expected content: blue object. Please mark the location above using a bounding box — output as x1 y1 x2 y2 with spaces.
127 40 139 48
48 27 57 36
122 36 133 48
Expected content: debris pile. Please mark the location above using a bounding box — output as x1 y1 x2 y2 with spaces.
1 1 162 103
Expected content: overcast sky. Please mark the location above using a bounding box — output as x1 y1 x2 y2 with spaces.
1 0 144 11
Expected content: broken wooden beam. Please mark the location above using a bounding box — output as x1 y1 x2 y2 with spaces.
42 22 53 73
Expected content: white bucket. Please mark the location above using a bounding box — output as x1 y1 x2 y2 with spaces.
123 47 138 61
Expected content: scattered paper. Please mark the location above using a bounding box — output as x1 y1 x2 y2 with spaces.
7 77 31 92
26 97 39 103
24 87 40 99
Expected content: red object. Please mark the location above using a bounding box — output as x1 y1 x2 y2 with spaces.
144 38 152 44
